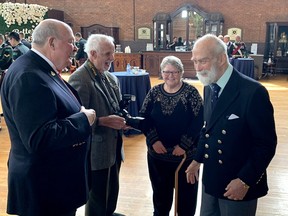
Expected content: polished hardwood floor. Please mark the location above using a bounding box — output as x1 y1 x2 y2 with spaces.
0 74 287 216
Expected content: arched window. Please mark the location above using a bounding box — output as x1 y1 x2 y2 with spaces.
153 3 224 50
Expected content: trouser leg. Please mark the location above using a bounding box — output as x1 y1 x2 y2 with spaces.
177 160 198 216
219 198 257 216
85 168 110 216
106 159 121 216
148 154 174 216
200 184 221 216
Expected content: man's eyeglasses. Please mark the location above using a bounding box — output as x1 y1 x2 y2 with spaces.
162 71 180 75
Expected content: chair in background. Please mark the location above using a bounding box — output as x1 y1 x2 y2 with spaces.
262 58 276 78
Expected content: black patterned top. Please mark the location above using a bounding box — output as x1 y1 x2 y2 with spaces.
139 81 204 162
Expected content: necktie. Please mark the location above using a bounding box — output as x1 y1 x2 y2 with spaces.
210 83 221 110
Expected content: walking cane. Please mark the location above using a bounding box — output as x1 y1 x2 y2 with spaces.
174 153 187 216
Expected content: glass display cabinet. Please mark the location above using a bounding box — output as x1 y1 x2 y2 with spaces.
152 13 171 50
153 3 224 50
265 22 288 73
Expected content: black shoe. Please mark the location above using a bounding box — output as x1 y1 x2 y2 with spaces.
112 213 126 216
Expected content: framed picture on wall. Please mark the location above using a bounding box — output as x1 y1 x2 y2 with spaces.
228 28 242 41
138 27 151 40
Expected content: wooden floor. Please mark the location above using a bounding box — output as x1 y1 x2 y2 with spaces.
0 74 288 216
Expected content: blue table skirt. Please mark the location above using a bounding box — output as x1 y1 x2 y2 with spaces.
111 72 151 116
230 58 255 79
111 72 151 133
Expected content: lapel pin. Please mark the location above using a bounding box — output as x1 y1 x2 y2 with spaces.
51 71 56 76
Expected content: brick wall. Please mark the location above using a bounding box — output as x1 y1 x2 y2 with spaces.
21 0 288 54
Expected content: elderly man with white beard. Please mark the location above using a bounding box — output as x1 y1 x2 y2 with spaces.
185 34 277 216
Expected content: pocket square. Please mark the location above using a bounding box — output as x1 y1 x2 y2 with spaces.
228 114 239 120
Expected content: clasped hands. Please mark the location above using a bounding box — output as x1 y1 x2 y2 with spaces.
152 141 185 156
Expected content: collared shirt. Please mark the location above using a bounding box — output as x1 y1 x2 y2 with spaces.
31 48 58 73
215 63 233 97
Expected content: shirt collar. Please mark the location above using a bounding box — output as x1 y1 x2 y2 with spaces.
215 63 233 96
31 48 58 73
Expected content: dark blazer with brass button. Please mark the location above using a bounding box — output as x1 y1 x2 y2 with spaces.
194 69 277 200
1 50 91 216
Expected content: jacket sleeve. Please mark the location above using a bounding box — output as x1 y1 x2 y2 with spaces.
9 72 91 153
238 85 277 186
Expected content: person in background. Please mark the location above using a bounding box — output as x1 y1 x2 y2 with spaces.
68 34 126 216
139 55 204 216
223 34 234 57
0 34 13 71
19 31 32 49
1 19 96 216
186 34 277 216
218 35 224 41
74 32 87 67
8 31 29 60
232 35 247 58
168 36 178 51
183 39 192 50
4 32 11 46
0 33 13 131
177 36 184 46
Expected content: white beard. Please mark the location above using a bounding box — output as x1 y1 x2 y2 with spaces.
196 65 217 86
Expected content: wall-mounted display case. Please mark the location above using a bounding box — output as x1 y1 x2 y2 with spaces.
265 22 288 73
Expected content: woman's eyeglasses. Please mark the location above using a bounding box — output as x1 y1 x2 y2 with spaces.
162 71 180 76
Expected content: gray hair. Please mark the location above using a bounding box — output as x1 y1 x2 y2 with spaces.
32 19 69 46
84 34 114 58
160 55 184 74
194 34 229 61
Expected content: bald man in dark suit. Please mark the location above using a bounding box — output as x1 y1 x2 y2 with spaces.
1 19 96 216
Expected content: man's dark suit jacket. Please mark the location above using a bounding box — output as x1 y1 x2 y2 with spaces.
21 38 32 49
0 43 13 70
194 69 277 201
226 41 234 57
1 50 91 216
75 38 87 60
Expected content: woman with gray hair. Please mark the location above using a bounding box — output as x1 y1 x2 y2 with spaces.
139 56 204 216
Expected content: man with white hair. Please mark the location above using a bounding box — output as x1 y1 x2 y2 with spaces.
186 34 277 216
69 34 126 216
